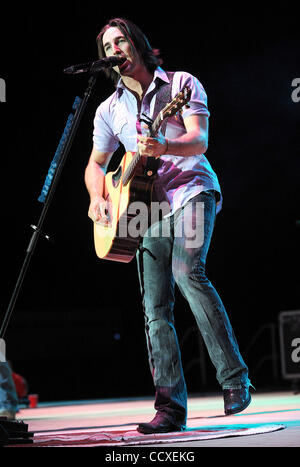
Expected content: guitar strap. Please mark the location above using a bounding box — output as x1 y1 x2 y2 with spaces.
143 71 175 178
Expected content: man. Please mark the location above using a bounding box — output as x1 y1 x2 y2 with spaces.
85 18 253 434
0 362 18 419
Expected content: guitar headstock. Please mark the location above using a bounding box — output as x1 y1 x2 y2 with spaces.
162 86 191 120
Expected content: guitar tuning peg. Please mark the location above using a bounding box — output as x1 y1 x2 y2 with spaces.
185 103 190 108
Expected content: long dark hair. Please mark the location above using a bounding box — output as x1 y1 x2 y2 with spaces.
96 17 162 84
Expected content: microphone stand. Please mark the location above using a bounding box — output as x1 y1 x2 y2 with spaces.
0 72 98 340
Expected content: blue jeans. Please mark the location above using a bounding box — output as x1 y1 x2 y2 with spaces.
136 190 250 426
0 362 18 411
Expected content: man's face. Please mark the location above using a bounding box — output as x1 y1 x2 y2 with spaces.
102 26 141 76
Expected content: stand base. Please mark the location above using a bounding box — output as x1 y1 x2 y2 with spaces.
0 418 34 446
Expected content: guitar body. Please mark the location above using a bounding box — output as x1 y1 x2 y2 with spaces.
92 85 191 263
93 151 154 263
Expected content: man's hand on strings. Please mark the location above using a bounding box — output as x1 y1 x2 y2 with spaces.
88 194 109 225
137 130 168 158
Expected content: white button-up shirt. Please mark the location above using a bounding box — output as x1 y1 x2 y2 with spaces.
93 67 222 215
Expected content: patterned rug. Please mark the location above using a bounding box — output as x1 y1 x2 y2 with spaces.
10 424 285 447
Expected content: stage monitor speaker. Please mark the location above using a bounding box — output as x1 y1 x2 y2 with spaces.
279 310 300 380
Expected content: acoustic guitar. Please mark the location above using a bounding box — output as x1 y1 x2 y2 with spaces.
93 85 191 263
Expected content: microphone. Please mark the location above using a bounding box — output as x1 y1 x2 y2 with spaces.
63 56 126 74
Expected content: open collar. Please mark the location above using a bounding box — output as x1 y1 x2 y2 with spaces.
115 67 170 98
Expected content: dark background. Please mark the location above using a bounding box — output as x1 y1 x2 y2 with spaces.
1 4 299 402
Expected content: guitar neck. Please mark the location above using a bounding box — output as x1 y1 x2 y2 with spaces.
122 112 163 185
149 111 163 137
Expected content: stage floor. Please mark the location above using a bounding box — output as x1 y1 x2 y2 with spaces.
13 390 300 447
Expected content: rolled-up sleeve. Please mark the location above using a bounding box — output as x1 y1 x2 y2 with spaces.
174 72 210 120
